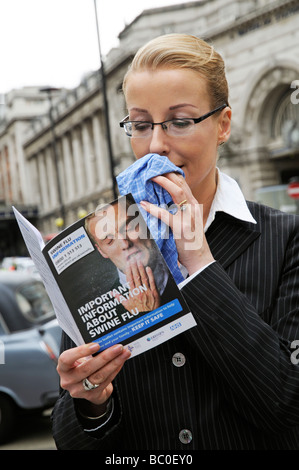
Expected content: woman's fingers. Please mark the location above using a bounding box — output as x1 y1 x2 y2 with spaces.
58 342 100 374
57 342 131 402
139 172 213 274
151 173 193 204
88 356 128 392
75 344 129 379
140 199 173 227
78 347 131 398
139 197 202 246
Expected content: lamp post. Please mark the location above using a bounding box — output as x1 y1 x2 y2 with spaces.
93 0 118 200
40 87 65 229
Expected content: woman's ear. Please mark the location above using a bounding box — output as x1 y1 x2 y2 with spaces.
217 106 232 145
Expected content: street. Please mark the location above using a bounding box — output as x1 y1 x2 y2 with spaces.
0 409 56 450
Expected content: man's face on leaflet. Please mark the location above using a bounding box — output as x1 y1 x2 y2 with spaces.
89 202 156 273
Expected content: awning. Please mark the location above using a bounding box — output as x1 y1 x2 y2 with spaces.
0 205 38 220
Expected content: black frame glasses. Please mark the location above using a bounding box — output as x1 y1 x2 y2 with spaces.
119 104 227 138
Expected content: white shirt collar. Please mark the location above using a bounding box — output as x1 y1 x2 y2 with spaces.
178 170 257 287
205 169 257 232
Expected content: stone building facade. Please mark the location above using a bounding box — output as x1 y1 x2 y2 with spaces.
23 76 121 234
0 87 51 255
1 0 299 253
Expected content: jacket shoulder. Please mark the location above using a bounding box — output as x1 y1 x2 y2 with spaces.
246 200 299 229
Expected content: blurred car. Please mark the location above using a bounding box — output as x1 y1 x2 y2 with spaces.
0 271 62 444
1 256 40 280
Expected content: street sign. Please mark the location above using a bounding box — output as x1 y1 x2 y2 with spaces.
287 180 299 199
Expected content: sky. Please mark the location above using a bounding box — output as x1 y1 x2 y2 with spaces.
0 0 191 95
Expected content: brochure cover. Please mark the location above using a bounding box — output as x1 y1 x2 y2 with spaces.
13 194 196 357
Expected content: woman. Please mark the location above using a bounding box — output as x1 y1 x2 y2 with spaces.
52 34 299 450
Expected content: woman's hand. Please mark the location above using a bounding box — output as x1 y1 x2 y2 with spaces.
57 342 131 412
139 172 214 275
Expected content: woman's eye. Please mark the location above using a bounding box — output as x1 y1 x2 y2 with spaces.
172 119 192 128
133 122 151 132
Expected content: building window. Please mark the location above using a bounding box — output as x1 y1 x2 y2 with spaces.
271 89 299 143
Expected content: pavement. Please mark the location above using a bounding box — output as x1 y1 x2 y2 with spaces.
0 409 56 450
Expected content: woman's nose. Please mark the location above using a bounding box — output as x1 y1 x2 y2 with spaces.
148 125 170 156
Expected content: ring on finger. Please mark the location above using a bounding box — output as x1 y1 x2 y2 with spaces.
83 377 100 391
178 199 188 211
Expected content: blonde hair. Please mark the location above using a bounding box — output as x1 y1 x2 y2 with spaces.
123 34 229 109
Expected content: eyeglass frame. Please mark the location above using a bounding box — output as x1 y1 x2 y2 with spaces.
119 103 227 137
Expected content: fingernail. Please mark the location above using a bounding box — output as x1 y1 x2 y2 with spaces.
123 347 132 358
88 342 100 352
111 344 124 354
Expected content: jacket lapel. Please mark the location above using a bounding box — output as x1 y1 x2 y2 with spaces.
206 212 261 269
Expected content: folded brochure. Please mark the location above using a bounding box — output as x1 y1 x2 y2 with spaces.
13 194 196 357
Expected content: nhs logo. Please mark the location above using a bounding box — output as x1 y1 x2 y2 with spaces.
170 321 182 331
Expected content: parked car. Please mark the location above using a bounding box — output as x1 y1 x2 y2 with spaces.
0 256 40 280
0 271 62 443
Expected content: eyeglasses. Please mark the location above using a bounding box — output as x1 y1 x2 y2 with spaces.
119 104 227 138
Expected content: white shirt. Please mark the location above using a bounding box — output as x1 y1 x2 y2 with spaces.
178 170 257 288
205 169 256 231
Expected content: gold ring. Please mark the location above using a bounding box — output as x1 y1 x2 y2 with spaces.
177 199 188 212
178 199 187 207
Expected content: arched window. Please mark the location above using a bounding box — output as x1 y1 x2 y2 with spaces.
271 89 299 147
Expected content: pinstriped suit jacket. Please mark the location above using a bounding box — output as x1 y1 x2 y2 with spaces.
51 201 299 450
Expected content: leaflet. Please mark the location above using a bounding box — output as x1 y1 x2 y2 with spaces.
13 194 196 357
